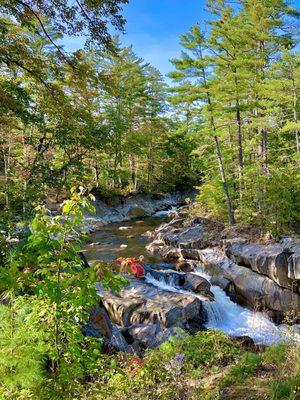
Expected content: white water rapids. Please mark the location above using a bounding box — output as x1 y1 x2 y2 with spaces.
145 267 300 346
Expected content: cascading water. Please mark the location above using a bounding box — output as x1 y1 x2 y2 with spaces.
86 208 300 347
145 273 208 301
146 267 300 345
153 206 178 217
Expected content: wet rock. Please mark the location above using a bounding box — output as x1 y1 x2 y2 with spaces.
123 205 151 218
86 218 106 231
146 268 213 298
226 243 293 289
109 325 134 353
119 226 133 230
180 248 200 260
210 277 231 291
96 276 206 330
175 260 194 272
198 248 300 315
100 293 145 327
160 245 181 259
183 273 212 296
125 324 185 349
281 238 300 280
129 293 201 328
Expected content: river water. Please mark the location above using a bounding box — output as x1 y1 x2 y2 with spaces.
85 210 300 346
84 208 176 265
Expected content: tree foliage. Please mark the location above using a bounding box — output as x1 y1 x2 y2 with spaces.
169 0 300 233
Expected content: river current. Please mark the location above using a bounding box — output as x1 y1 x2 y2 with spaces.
85 209 300 346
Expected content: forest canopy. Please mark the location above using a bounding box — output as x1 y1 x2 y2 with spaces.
0 0 299 233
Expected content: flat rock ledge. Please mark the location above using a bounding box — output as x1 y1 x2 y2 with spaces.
95 276 207 329
84 275 208 353
147 216 300 321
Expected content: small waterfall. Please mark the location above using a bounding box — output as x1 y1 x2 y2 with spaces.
193 268 300 345
145 273 208 301
153 206 178 217
146 267 300 346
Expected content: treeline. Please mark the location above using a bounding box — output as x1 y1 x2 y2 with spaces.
0 1 201 219
1 0 300 230
169 0 300 233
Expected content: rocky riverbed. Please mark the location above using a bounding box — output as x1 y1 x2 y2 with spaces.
147 212 300 322
83 198 300 354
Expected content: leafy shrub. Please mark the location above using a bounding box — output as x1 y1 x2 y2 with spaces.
269 378 300 400
158 329 238 369
262 343 289 366
0 188 128 399
224 352 261 385
0 296 47 396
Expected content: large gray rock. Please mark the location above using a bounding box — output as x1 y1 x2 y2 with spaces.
122 205 152 218
281 238 300 281
159 225 205 249
288 247 300 281
84 307 133 353
198 248 300 315
226 243 293 289
183 273 212 296
147 240 181 259
101 294 145 327
145 268 213 298
96 276 206 329
126 324 186 349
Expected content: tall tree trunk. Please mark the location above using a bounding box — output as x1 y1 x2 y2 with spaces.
260 128 268 174
129 154 137 192
147 144 153 192
198 50 236 225
214 135 236 226
296 132 300 154
236 104 244 199
94 161 99 188
258 41 269 175
291 77 300 156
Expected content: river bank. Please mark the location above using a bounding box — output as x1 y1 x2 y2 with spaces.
147 210 300 324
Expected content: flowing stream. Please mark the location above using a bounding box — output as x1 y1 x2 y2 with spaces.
85 210 300 346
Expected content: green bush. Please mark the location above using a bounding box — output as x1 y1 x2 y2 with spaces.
262 343 289 366
87 330 239 400
229 353 261 381
269 378 300 400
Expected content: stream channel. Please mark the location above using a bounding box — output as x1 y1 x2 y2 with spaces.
85 209 300 346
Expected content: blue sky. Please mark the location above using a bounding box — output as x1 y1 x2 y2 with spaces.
64 0 209 78
119 0 208 76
